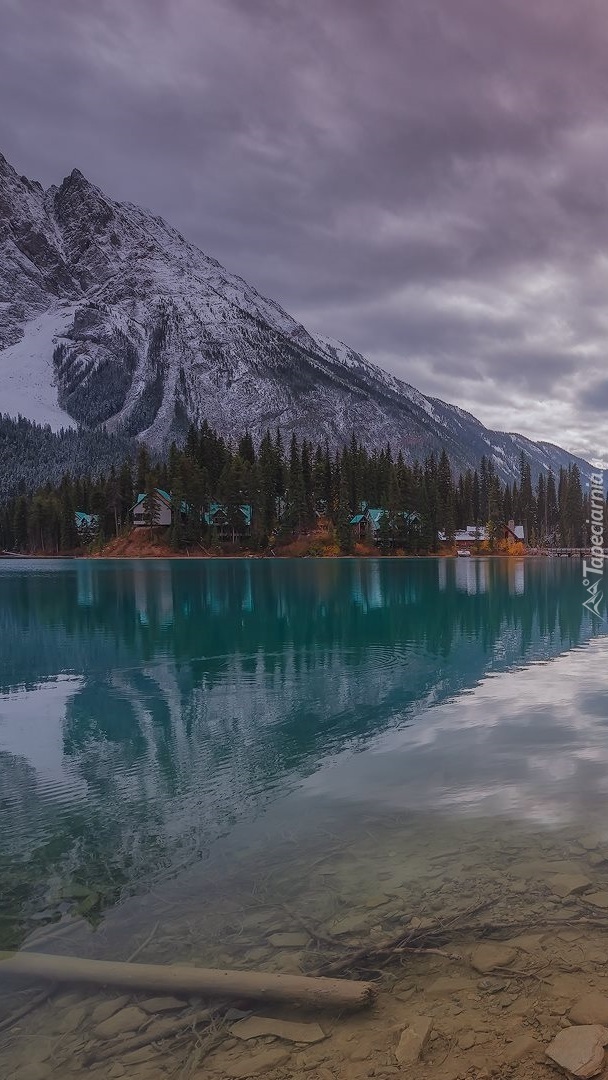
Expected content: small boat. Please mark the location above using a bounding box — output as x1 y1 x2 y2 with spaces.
456 549 471 557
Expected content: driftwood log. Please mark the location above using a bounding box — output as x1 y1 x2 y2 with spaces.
0 952 375 1011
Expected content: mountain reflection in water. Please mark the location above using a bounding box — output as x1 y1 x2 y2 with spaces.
0 556 605 943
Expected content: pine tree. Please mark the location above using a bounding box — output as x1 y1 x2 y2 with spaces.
377 511 392 552
238 432 255 465
336 473 353 553
471 469 481 524
220 458 246 543
170 484 185 549
437 449 455 543
136 445 151 493
546 469 558 543
119 462 134 527
144 474 160 533
12 496 28 552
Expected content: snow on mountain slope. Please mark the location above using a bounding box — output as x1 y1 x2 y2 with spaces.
0 150 596 484
0 305 77 429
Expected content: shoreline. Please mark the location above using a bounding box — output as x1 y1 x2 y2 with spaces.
3 550 554 561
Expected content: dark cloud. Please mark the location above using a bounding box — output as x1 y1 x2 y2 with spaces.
577 378 608 413
1 0 608 457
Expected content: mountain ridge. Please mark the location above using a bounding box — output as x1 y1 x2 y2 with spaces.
0 150 596 486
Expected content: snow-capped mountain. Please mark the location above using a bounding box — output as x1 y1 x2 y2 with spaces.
0 151 595 484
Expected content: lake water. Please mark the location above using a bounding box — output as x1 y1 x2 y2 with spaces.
2 556 608 1080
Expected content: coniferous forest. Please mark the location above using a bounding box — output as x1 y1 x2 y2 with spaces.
0 415 601 556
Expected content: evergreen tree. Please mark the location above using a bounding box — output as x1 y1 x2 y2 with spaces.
238 432 255 465
546 469 558 542
13 496 29 552
136 445 151 493
60 485 79 551
336 473 353 553
437 449 456 542
144 474 160 532
377 511 392 552
219 458 246 542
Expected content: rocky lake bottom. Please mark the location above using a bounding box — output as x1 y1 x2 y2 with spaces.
5 809 608 1080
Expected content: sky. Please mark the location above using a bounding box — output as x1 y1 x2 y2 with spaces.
1 0 608 461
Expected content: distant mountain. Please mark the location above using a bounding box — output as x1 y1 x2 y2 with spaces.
0 151 596 486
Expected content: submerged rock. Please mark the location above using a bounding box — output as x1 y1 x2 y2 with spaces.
13 1066 52 1080
584 892 608 910
427 976 475 997
90 995 131 1025
55 1005 87 1033
230 1016 326 1044
223 1048 291 1077
329 912 370 936
550 875 592 898
569 994 608 1027
267 932 310 948
470 944 518 973
504 1033 541 1063
138 996 186 1014
395 1015 433 1064
545 1024 608 1078
94 1005 147 1040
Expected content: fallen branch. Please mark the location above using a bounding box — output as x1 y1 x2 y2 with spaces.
316 926 415 977
127 921 159 963
0 988 53 1034
281 905 346 950
381 946 463 959
178 1028 227 1078
0 952 375 1011
314 900 495 977
83 1008 214 1065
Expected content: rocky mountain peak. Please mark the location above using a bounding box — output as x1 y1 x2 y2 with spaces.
0 149 596 488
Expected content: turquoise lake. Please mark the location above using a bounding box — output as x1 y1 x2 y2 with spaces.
1 556 608 960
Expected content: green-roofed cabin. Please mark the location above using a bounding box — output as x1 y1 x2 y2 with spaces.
131 488 173 527
204 502 252 542
74 511 99 538
350 506 421 544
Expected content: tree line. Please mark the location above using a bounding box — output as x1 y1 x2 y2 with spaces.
0 420 603 554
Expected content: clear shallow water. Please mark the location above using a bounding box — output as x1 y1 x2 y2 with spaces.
0 555 606 952
5 557 608 1080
